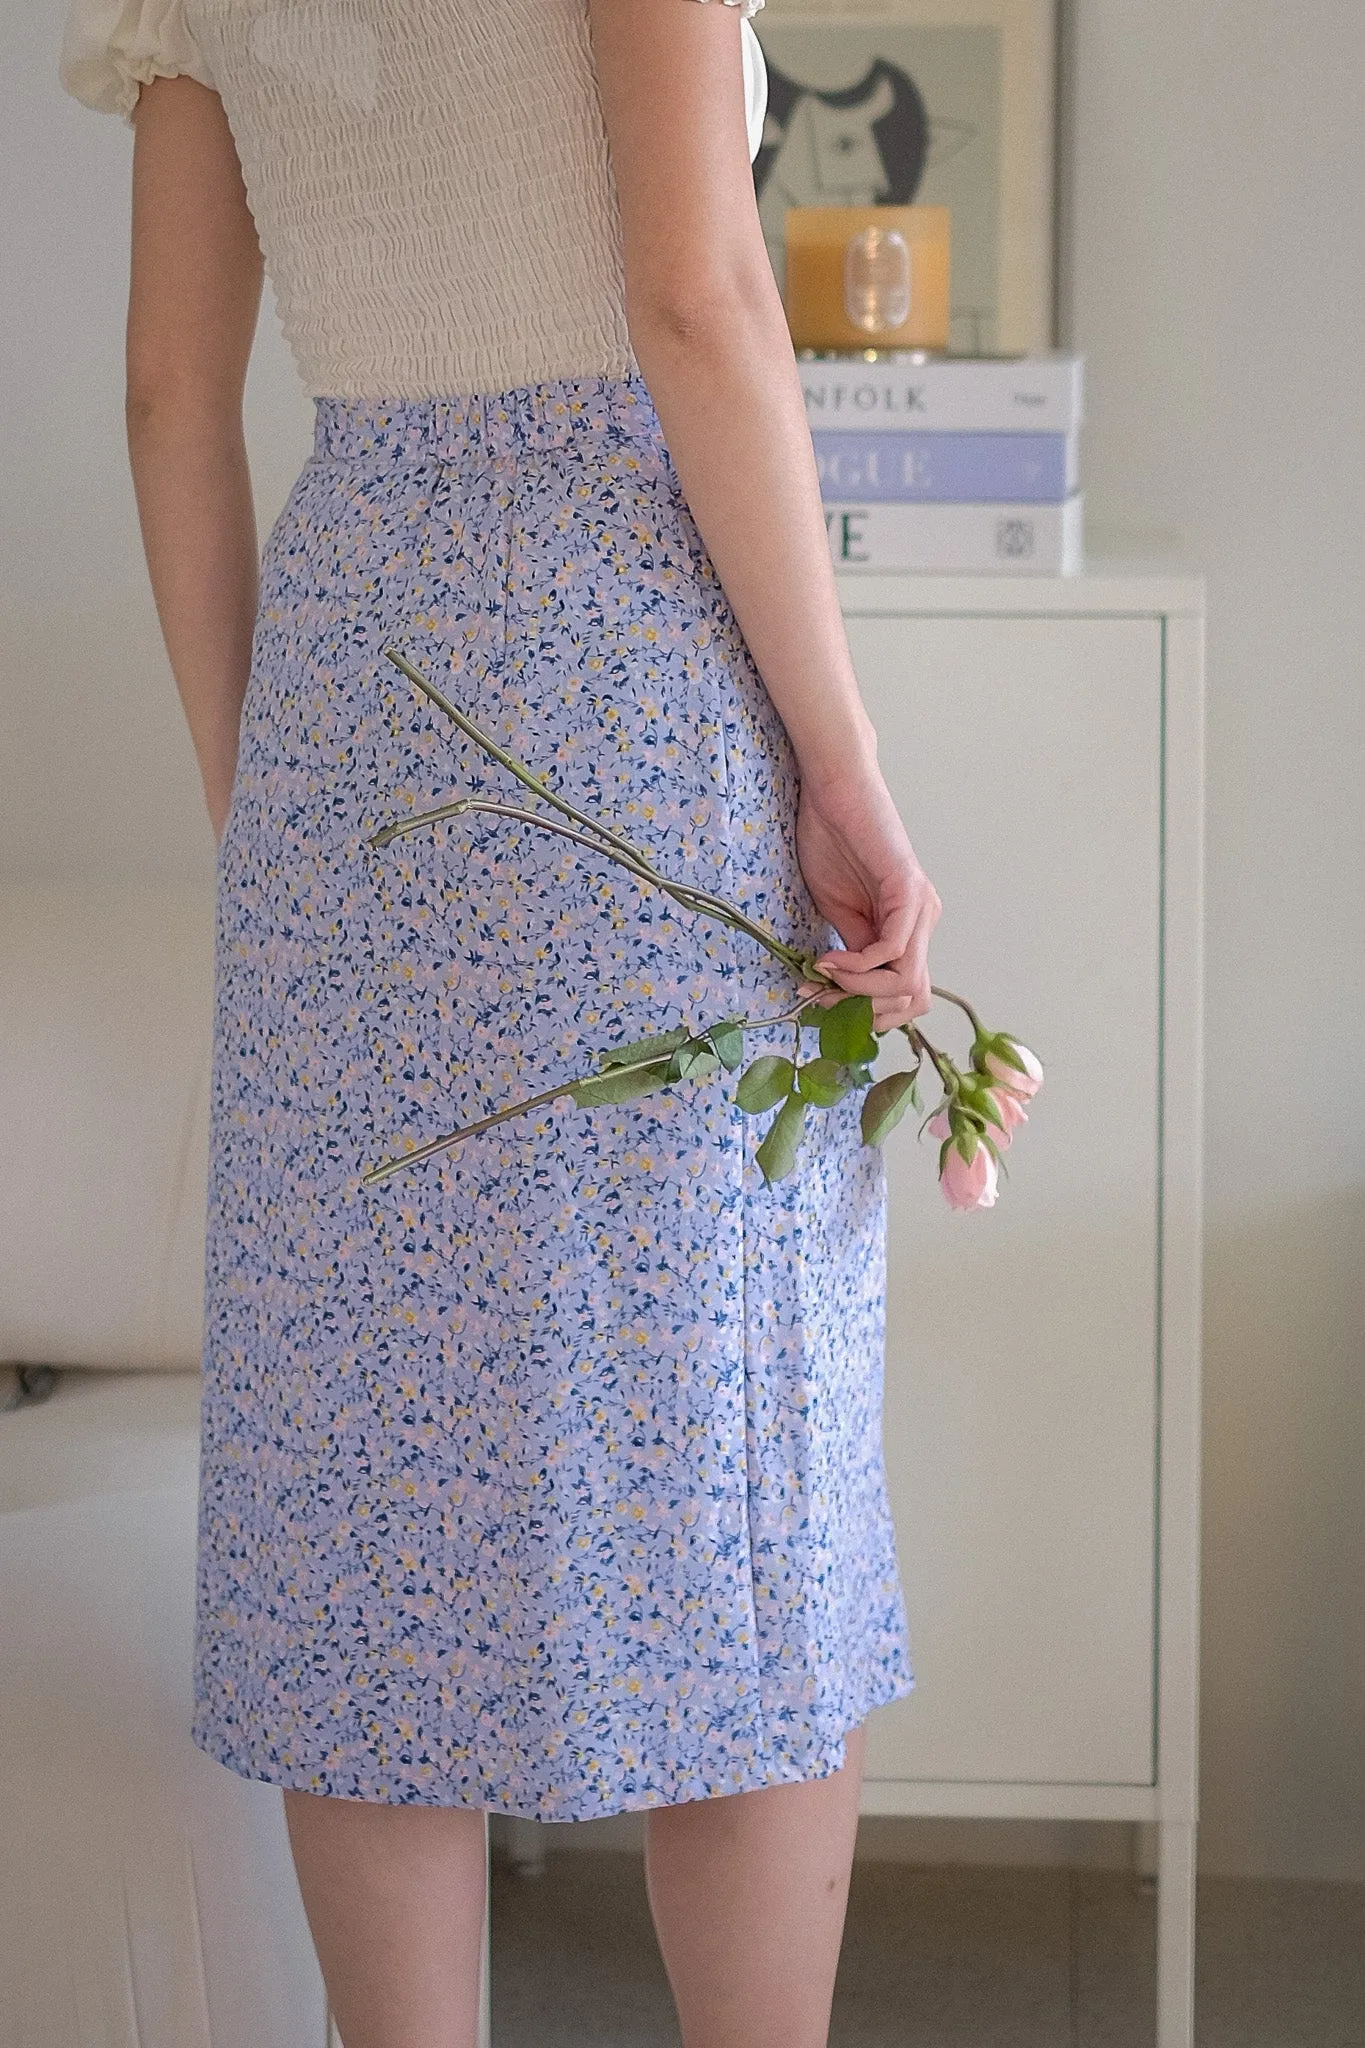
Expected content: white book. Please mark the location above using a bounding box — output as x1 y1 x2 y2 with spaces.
825 495 1084 576
802 353 1084 434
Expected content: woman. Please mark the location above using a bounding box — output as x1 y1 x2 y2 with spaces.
61 1 940 2041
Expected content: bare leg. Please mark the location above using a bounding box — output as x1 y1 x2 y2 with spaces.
283 1789 487 2048
644 1722 866 2048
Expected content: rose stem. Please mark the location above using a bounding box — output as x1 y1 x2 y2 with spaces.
370 798 766 953
905 1024 955 1091
384 646 722 907
381 647 814 977
362 1000 810 1186
361 1078 580 1186
928 984 985 1035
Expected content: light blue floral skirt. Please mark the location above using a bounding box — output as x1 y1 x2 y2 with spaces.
194 375 914 1818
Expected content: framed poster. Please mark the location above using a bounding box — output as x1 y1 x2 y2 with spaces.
751 0 1056 354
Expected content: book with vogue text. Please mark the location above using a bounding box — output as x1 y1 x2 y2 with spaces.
812 429 1077 504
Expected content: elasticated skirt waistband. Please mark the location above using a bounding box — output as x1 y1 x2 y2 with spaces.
313 374 665 466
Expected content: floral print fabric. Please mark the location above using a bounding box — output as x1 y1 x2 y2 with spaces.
194 375 914 1818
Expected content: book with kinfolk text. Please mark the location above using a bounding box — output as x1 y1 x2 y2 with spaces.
802 354 1084 436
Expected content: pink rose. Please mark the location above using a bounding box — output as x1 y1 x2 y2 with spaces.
986 1086 1028 1148
985 1040 1043 1100
940 1138 999 1211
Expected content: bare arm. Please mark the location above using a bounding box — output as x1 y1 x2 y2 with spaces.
126 75 263 840
589 0 939 1023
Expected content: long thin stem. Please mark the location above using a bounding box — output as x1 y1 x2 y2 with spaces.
929 984 985 1036
362 1076 581 1187
372 798 678 895
391 644 683 882
371 790 809 971
382 647 815 977
906 1024 955 1090
362 998 811 1185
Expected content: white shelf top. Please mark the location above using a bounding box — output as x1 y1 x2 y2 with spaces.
835 556 1205 619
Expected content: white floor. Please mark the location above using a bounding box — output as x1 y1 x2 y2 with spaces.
490 1851 1365 2047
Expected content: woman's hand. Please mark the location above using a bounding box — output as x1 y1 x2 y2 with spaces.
795 763 941 1032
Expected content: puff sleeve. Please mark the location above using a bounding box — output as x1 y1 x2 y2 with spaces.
740 16 767 164
685 0 767 163
59 0 216 121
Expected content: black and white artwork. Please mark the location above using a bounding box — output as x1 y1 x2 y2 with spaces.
752 3 1054 355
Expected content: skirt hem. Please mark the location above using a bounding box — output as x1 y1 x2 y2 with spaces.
190 1668 916 1824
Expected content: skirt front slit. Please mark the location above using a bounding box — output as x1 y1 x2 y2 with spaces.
193 375 914 1819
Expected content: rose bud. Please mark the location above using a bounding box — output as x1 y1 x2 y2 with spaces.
940 1137 999 1211
986 1087 1028 1148
985 1037 1044 1100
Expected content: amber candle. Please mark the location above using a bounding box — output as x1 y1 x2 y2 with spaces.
784 205 951 353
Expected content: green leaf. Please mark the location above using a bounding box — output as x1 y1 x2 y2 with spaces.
948 1101 976 1135
972 1029 1027 1077
736 1055 796 1115
599 1025 690 1069
796 1058 852 1108
573 1058 676 1108
707 1019 745 1071
956 1073 1001 1124
818 994 878 1066
992 1033 1030 1073
756 1095 807 1185
671 1042 720 1083
860 1069 919 1147
975 1089 1006 1130
798 1000 834 1032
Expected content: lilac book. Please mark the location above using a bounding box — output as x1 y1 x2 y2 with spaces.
812 429 1078 504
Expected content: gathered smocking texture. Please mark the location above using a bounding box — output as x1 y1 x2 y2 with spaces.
59 0 769 398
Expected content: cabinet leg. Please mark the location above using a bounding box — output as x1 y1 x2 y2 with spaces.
503 1814 548 1877
1131 1820 1159 1888
1156 1820 1196 2048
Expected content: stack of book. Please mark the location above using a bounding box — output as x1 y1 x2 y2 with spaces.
804 353 1084 575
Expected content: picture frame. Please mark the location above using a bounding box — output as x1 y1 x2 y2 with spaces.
751 0 1057 355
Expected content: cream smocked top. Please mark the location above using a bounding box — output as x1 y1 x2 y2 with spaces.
61 0 768 398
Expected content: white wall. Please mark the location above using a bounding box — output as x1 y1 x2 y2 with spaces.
1059 1 1365 1881
3 0 1362 1882
0 0 314 889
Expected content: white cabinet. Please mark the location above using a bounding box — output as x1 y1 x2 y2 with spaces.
839 569 1205 2048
